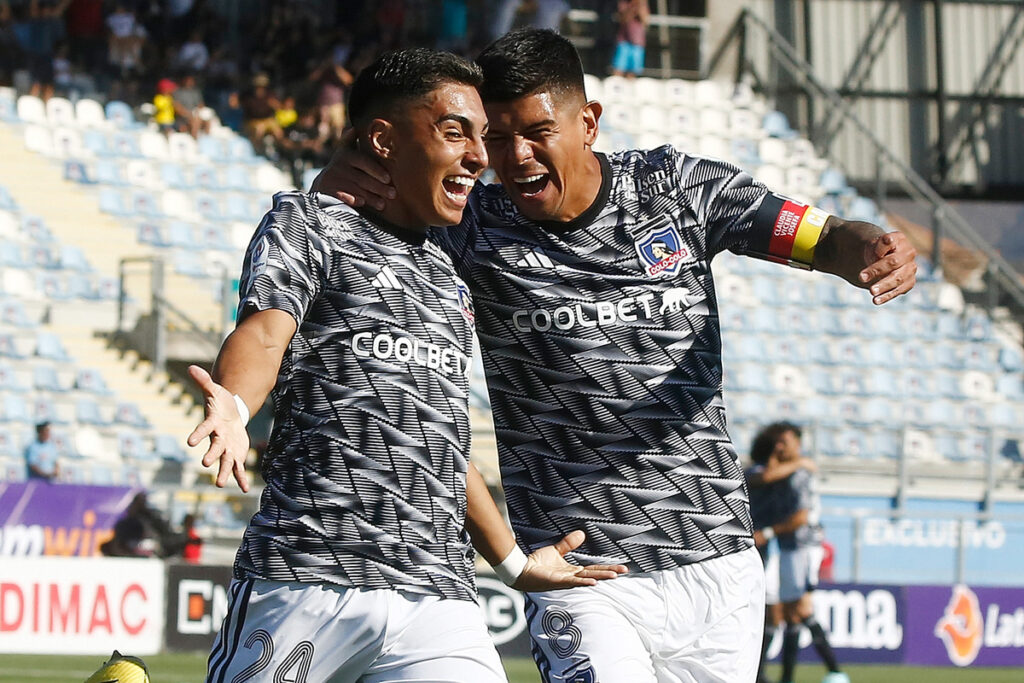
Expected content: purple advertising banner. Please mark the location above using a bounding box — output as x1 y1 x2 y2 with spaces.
765 583 906 664
905 584 1024 667
0 481 138 556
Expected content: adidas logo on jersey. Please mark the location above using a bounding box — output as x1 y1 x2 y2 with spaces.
516 249 555 269
371 265 403 290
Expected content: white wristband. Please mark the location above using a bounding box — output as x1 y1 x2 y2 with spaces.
494 545 529 586
232 394 250 426
760 526 775 541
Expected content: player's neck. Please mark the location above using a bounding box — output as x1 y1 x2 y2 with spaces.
554 150 605 223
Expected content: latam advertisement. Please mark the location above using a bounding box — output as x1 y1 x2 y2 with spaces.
0 556 165 654
0 482 137 557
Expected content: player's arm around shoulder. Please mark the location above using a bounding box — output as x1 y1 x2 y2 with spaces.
812 216 918 305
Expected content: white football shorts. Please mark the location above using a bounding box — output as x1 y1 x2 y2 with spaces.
524 547 765 683
206 579 506 683
778 544 825 604
764 549 780 605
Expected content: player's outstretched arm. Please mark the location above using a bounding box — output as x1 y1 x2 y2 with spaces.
812 217 918 305
465 464 627 591
187 309 297 492
311 131 395 211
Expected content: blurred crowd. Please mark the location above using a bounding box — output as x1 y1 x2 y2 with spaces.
0 0 621 185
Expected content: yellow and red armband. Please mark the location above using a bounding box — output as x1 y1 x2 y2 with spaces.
749 194 832 269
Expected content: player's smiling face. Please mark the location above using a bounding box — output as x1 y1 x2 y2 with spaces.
386 82 488 227
484 90 601 222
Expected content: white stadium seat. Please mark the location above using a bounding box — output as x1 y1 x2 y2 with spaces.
46 97 75 126
23 125 54 155
16 95 46 124
74 98 106 127
138 130 169 159
601 75 634 104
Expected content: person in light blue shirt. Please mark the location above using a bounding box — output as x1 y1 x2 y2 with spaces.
24 422 59 481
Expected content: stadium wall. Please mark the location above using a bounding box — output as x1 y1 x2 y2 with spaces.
708 0 1024 195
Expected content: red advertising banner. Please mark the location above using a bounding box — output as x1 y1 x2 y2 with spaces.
0 557 164 654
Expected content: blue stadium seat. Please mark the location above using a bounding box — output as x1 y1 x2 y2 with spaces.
155 434 187 461
835 339 867 366
200 224 232 251
167 222 194 247
2 394 30 422
807 368 836 395
110 131 142 157
224 165 252 191
0 333 25 359
228 137 256 161
94 159 126 185
999 347 1024 372
964 314 992 341
226 193 257 221
137 222 167 246
173 251 206 277
871 429 902 459
22 215 50 242
115 402 149 428
129 190 163 217
76 397 110 426
32 396 61 423
33 364 63 392
98 188 130 215
36 332 70 360
925 401 957 427
935 372 965 399
118 431 153 460
193 165 222 190
762 110 796 139
0 242 23 267
2 301 34 327
934 344 960 369
0 185 16 211
63 160 93 184
997 374 1024 400
835 371 868 396
104 100 137 128
74 368 111 394
194 193 221 219
0 363 26 391
901 371 931 398
0 425 21 456
906 312 938 340
198 136 229 162
160 163 190 189
937 315 965 340
866 368 899 397
59 245 91 272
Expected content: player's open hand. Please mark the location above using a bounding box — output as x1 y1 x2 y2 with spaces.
513 530 628 592
186 364 251 493
310 130 395 211
858 231 917 305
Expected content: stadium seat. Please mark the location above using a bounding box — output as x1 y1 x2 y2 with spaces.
0 185 16 211
0 363 26 392
32 396 62 423
0 94 14 122
999 347 1024 372
138 131 170 159
36 332 70 361
155 433 188 461
110 131 142 158
37 272 70 300
59 245 91 272
104 100 137 128
118 431 152 460
74 98 106 127
0 242 23 267
23 125 54 156
160 162 190 189
167 132 198 161
582 73 603 101
0 333 25 359
16 95 46 124
115 402 150 428
76 397 110 426
193 165 222 190
198 135 229 162
74 368 112 394
47 97 75 125
601 75 634 104
2 301 34 327
762 110 796 139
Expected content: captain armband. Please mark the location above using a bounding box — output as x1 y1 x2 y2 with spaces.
747 193 832 270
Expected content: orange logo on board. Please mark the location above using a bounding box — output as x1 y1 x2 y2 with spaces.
935 585 984 666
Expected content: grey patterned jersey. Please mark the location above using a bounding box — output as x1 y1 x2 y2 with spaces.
433 146 791 572
234 192 478 601
777 468 825 551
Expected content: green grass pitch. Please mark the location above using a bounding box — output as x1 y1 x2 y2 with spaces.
0 654 1020 682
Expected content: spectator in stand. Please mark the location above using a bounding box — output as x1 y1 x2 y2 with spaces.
101 492 177 558
175 72 209 136
241 72 284 151
182 513 202 563
152 77 191 134
279 106 325 189
174 29 208 73
51 39 72 95
65 0 104 72
24 421 59 481
275 93 297 129
438 0 469 53
611 0 648 78
105 2 146 76
309 55 352 142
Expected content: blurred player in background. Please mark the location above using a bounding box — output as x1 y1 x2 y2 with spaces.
188 48 623 683
746 422 823 683
748 422 849 683
317 28 916 682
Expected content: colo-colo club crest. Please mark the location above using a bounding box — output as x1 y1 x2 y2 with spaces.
635 219 692 277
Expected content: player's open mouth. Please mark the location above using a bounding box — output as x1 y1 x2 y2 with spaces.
442 175 475 202
513 173 550 198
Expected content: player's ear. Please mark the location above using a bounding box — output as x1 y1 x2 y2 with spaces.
365 118 395 160
582 100 602 147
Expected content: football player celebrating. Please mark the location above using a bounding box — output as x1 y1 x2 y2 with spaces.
317 29 916 683
189 48 625 683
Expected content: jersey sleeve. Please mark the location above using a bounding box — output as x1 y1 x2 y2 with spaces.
237 192 329 325
671 150 831 268
789 469 814 513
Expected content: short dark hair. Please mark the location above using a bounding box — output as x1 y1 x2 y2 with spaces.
750 422 802 465
476 28 587 103
347 48 483 129
35 422 50 435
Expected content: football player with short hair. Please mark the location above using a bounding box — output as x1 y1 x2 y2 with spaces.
189 48 624 683
316 28 916 683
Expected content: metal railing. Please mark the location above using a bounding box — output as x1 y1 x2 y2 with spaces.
704 8 1024 315
117 257 227 373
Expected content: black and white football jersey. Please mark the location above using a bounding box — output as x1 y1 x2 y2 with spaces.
234 192 479 601
433 146 794 572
